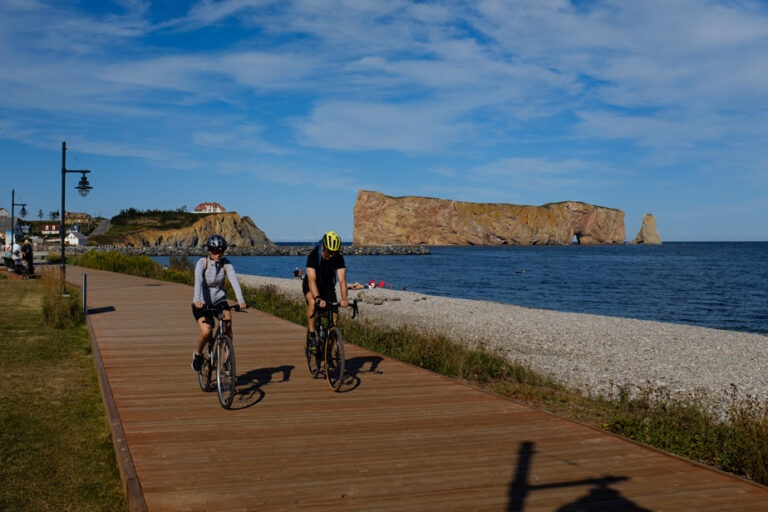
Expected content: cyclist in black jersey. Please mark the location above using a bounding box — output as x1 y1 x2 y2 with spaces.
303 231 348 351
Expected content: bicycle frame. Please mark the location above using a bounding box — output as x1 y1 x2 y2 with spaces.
195 303 244 408
306 300 358 391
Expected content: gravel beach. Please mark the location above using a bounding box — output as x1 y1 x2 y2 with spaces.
239 273 768 411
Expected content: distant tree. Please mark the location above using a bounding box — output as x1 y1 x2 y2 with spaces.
38 209 44 220
49 210 60 220
177 205 188 213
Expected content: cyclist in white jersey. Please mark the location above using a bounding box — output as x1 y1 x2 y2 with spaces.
191 235 246 371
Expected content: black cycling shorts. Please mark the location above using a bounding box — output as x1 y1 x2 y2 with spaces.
302 278 337 304
192 301 228 326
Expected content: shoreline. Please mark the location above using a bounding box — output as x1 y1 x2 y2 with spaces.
57 245 430 256
238 273 768 411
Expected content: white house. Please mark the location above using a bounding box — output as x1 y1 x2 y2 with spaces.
0 208 8 217
193 202 226 214
64 232 88 246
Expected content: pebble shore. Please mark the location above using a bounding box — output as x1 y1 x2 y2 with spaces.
239 274 768 412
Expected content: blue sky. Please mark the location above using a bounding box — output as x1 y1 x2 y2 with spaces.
1 0 767 242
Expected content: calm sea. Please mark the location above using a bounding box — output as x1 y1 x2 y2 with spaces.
154 242 768 335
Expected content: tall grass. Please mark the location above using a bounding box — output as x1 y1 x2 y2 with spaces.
66 252 768 486
39 267 84 328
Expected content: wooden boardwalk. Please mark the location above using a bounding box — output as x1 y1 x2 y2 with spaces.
68 266 768 511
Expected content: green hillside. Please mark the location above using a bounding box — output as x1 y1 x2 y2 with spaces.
88 208 214 245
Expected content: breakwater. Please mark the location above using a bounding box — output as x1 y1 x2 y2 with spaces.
58 245 430 257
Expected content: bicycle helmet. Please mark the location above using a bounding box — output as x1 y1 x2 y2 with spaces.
205 234 228 251
322 231 341 252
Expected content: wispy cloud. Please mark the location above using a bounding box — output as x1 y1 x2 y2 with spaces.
298 101 476 152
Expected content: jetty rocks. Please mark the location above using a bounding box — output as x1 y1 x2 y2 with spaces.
64 245 429 257
118 212 272 248
354 190 627 246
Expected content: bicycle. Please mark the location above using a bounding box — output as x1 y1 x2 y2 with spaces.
195 303 246 408
305 299 358 391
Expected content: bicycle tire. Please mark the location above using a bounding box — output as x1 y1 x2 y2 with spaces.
216 334 237 409
198 344 213 392
325 327 345 391
304 332 320 377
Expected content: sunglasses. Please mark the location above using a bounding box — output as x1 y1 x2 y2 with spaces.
210 249 224 255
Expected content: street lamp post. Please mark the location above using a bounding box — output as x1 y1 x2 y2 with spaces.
60 141 93 291
10 189 27 250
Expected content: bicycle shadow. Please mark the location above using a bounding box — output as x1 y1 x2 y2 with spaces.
230 365 294 410
337 356 384 393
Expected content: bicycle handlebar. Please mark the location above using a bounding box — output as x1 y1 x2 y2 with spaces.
193 303 248 314
311 299 359 319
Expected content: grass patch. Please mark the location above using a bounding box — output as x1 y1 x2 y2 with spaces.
0 276 125 511
63 253 768 487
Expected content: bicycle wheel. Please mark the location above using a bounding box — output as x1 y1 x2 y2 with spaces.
325 327 345 391
197 343 213 392
216 335 237 409
305 329 322 378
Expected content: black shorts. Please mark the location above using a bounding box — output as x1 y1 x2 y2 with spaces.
192 301 228 326
302 278 337 304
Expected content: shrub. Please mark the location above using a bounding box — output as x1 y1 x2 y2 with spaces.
72 251 164 279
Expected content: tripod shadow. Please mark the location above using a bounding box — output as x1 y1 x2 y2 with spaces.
508 441 652 511
230 365 294 410
337 356 384 393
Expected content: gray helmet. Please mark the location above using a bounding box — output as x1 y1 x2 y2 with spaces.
205 234 228 251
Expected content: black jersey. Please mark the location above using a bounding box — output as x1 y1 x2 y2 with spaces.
303 246 345 296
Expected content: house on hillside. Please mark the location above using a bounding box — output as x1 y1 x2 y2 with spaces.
0 208 8 217
193 202 226 214
65 211 92 225
65 232 87 246
41 223 61 236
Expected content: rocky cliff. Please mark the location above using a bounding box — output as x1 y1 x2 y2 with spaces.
118 213 272 248
353 190 626 246
630 214 662 244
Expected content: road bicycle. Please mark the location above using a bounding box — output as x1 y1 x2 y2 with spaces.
196 303 246 408
305 299 358 391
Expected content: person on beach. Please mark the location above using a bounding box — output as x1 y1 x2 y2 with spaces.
191 235 247 371
303 231 348 351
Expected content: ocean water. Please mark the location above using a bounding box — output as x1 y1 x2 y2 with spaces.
155 242 768 335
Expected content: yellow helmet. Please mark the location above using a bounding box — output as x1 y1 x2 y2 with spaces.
322 231 341 252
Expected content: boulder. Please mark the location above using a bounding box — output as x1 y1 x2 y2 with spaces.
630 214 662 245
353 190 626 246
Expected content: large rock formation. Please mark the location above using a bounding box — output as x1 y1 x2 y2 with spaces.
119 213 272 248
353 190 626 246
630 214 662 244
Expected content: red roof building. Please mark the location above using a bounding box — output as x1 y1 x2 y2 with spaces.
193 202 226 214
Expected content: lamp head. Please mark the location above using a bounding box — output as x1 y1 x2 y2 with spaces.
19 206 27 218
76 173 92 197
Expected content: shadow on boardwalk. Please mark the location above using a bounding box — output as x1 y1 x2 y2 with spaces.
338 355 384 393
232 365 294 409
507 441 652 511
